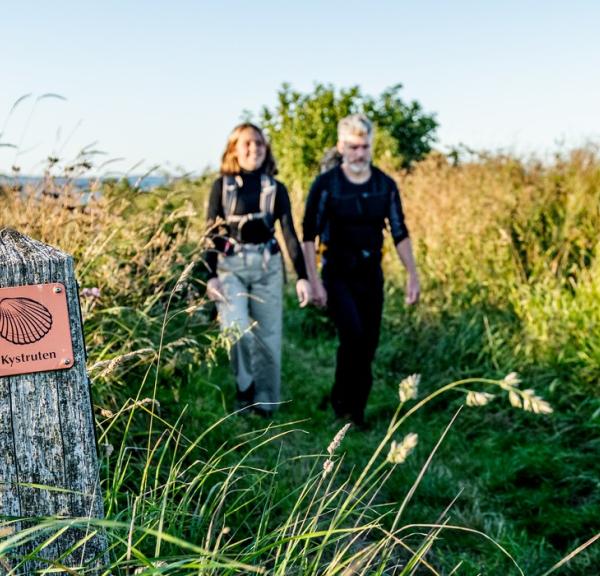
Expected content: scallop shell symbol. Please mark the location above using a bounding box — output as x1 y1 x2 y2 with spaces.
0 297 53 345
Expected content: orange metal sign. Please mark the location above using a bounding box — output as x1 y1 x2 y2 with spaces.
0 283 74 377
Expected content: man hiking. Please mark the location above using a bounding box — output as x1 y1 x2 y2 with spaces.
302 114 420 427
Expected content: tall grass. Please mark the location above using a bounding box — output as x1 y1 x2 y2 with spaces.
1 146 599 573
388 148 600 395
0 358 559 574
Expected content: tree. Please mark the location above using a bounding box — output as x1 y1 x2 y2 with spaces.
257 83 438 193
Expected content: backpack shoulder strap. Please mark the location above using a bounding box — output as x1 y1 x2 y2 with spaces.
222 175 238 218
369 165 388 196
259 174 277 218
330 165 342 198
315 167 339 240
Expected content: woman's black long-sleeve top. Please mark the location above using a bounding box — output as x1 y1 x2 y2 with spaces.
205 169 308 280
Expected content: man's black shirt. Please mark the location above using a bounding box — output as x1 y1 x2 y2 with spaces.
302 165 409 255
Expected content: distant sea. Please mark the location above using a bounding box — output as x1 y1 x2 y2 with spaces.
0 174 172 192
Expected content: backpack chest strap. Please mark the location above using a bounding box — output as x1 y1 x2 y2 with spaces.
222 174 277 229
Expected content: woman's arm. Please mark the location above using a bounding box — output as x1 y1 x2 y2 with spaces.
275 182 308 281
205 179 226 301
275 183 311 307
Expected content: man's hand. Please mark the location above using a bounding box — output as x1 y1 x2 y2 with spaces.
395 238 420 306
405 273 420 305
206 277 225 302
311 280 328 308
296 279 311 308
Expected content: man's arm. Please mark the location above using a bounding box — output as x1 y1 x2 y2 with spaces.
302 174 328 307
385 174 419 305
302 241 327 307
395 237 420 305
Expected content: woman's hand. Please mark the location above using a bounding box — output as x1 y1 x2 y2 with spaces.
206 277 225 302
296 279 311 308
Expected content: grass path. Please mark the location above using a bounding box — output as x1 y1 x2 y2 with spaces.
164 285 600 575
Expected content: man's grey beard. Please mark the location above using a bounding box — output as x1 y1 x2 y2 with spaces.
346 160 370 174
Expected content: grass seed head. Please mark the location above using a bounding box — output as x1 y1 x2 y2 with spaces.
502 372 521 388
508 390 522 408
521 389 553 414
466 391 495 407
327 422 351 455
399 373 420 403
175 261 196 292
322 458 334 479
387 433 418 464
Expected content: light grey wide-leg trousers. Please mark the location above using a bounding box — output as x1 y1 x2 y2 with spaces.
216 247 283 411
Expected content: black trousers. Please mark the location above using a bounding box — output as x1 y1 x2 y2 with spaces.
323 260 384 423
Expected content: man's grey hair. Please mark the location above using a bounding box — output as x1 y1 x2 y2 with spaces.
337 114 374 142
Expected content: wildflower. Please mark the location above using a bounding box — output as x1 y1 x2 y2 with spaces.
81 287 101 299
327 423 351 456
322 458 334 479
466 391 495 407
399 373 420 403
386 433 418 464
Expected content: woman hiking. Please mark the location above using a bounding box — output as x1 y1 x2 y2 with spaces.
205 123 311 416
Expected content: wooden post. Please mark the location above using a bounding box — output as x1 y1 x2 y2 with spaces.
0 228 106 574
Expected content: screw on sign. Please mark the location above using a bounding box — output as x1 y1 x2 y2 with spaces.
0 283 74 377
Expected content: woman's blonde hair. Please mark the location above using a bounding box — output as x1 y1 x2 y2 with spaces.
220 122 278 176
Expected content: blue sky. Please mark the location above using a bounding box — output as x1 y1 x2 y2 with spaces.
2 0 599 175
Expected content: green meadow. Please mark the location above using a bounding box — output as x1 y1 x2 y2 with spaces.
1 143 599 574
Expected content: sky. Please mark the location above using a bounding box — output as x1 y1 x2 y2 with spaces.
1 0 599 176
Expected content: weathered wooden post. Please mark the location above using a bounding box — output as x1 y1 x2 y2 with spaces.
0 228 106 574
